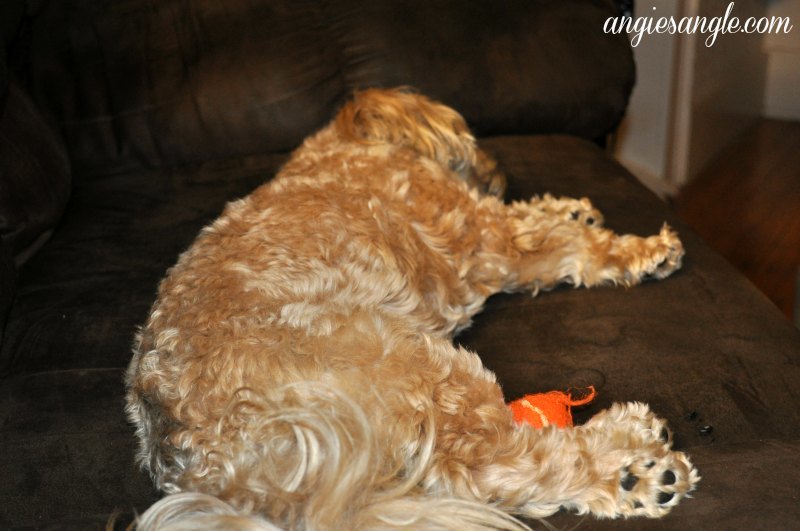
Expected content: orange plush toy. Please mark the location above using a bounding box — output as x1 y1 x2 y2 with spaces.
508 386 597 429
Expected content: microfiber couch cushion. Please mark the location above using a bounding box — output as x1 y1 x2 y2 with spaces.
0 152 286 528
2 135 800 529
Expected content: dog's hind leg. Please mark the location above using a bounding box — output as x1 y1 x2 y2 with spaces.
475 403 699 519
419 345 700 519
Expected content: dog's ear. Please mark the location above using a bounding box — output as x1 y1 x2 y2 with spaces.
335 87 477 175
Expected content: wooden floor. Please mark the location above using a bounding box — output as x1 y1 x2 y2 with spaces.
674 118 800 324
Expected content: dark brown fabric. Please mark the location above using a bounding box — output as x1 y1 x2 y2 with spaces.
0 370 160 529
2 136 800 529
0 82 71 266
0 38 7 107
0 0 25 50
24 0 633 177
0 236 13 345
322 0 634 140
2 1 799 529
0 151 286 376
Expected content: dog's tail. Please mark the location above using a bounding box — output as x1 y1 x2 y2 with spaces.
131 382 530 530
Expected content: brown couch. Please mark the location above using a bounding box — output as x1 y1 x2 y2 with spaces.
2 1 799 529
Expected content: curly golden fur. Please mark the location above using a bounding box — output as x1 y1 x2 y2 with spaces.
125 88 699 530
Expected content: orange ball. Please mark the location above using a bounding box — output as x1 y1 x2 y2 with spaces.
508 387 596 429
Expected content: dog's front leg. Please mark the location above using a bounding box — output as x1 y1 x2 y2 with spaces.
502 198 684 293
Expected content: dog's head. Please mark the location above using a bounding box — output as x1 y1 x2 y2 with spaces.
334 88 505 196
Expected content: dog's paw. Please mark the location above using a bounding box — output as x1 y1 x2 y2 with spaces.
567 200 604 228
531 194 604 227
617 442 699 517
582 402 700 518
642 224 684 280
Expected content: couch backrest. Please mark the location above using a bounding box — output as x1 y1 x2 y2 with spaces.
21 0 633 177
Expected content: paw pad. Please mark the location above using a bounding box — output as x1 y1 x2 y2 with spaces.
567 209 601 226
621 470 639 491
618 462 688 515
601 404 701 517
657 491 675 505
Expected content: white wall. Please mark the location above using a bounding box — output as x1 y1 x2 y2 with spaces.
673 0 766 187
614 0 781 194
763 0 800 120
613 1 681 197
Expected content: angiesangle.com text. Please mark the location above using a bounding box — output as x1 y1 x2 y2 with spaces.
605 2 794 47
